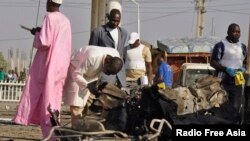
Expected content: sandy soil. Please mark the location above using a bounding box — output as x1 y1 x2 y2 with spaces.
0 102 71 141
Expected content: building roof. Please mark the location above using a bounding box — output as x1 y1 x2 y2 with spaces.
157 36 221 53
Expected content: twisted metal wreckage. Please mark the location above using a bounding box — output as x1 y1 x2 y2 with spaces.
44 75 236 141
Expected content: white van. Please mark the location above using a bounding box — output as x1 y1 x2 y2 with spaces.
176 63 215 87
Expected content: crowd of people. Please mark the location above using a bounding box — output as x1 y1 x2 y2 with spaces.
12 1 173 139
9 0 248 140
0 68 26 82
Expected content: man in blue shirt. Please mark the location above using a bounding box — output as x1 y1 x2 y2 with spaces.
155 52 173 88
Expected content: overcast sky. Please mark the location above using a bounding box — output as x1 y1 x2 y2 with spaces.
0 0 250 61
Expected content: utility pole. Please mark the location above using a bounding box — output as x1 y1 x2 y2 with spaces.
195 0 205 38
243 19 250 124
210 17 215 36
90 0 122 31
247 20 250 73
29 0 41 68
90 0 106 31
130 0 140 35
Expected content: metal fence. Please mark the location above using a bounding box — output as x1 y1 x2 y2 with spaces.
0 81 25 102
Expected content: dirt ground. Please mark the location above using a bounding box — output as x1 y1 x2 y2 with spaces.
0 102 71 141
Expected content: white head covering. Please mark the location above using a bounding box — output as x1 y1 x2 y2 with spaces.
108 1 122 14
52 0 63 4
128 32 140 44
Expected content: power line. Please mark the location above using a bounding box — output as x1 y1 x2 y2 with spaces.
206 8 250 16
29 0 41 68
4 7 249 42
124 0 192 4
0 1 91 9
1 0 249 42
123 5 194 10
0 37 33 42
0 10 193 42
123 9 193 26
206 2 250 8
0 30 90 42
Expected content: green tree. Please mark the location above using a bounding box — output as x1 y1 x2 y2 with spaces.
0 52 8 71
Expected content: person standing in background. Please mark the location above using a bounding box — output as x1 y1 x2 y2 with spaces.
7 70 13 82
124 32 153 85
210 23 247 124
89 8 128 88
154 52 173 88
88 9 128 131
0 68 6 81
11 70 18 82
14 0 72 139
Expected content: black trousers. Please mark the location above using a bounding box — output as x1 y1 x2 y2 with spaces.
222 83 243 123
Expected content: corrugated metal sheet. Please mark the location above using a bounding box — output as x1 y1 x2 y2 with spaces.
157 36 221 53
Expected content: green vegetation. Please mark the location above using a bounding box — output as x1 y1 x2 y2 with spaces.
0 52 8 71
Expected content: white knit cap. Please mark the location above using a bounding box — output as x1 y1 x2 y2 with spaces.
128 32 140 44
52 0 63 4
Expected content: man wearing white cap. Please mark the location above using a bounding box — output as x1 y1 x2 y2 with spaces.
52 0 63 4
124 32 153 85
14 0 72 140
